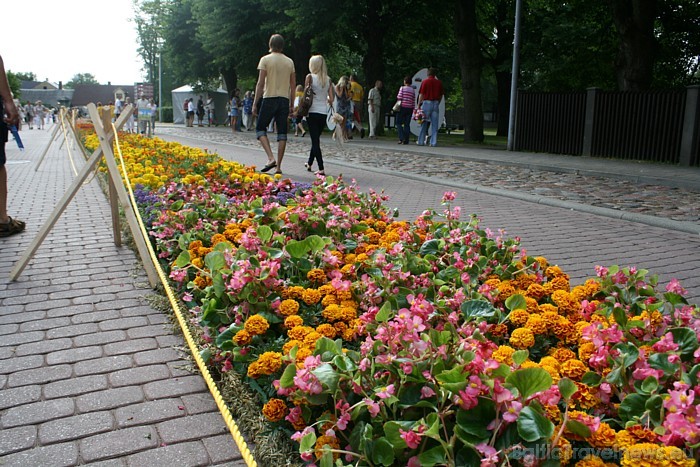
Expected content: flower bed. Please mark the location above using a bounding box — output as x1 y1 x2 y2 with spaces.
85 129 699 467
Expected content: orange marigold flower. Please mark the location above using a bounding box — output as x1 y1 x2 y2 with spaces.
571 383 600 410
615 430 637 450
344 253 357 264
516 274 537 291
255 351 283 375
233 329 252 346
575 455 608 467
262 398 288 422
188 240 203 251
509 309 530 327
321 294 339 307
288 325 314 341
244 315 270 336
193 275 208 289
340 264 356 278
541 311 560 327
497 281 517 301
211 233 228 246
509 328 535 349
550 276 570 292
560 359 588 380
314 435 341 460
541 365 560 383
489 323 508 337
279 299 300 316
282 339 303 355
295 347 313 367
341 326 358 341
322 304 343 322
284 315 304 329
539 303 559 314
578 341 597 363
303 331 323 348
588 422 616 449
539 356 561 371
316 324 337 339
525 314 547 335
335 289 353 301
307 268 327 284
550 347 577 362
192 257 205 269
247 361 264 378
627 425 659 443
545 265 569 279
492 345 516 365
520 360 539 369
534 256 549 269
282 286 305 300
302 288 322 305
621 443 694 467
553 436 573 465
525 297 539 313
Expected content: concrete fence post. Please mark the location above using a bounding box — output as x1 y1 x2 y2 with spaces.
679 85 699 167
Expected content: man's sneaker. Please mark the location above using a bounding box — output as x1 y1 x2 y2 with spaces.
360 128 365 139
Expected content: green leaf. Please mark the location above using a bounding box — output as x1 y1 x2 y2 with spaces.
256 225 272 243
199 347 212 363
350 223 369 233
436 366 468 393
375 301 393 323
612 306 628 327
315 337 341 356
212 272 225 298
319 449 333 467
512 350 529 367
312 363 339 392
648 353 680 375
613 342 640 368
383 421 413 449
506 368 553 399
669 327 699 358
215 324 238 348
418 446 447 466
505 294 527 311
372 438 395 466
419 239 442 256
646 394 664 424
285 239 309 259
280 364 297 388
618 393 647 423
565 419 591 438
174 250 191 267
204 251 226 272
461 300 497 320
641 376 659 394
581 371 602 387
306 235 330 253
299 432 317 453
517 406 554 442
170 199 184 211
456 399 496 441
558 378 577 400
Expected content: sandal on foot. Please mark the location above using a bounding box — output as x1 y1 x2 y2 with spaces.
304 163 312 172
274 170 283 175
0 217 26 237
316 171 326 176
260 161 277 173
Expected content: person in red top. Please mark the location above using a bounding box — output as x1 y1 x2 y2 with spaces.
417 68 444 147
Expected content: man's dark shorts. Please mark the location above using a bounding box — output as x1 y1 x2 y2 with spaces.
0 119 7 166
256 97 289 141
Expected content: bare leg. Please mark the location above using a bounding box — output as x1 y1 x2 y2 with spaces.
276 140 287 172
258 135 275 164
0 166 7 222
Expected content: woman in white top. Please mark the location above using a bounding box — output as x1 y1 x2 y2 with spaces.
304 55 334 176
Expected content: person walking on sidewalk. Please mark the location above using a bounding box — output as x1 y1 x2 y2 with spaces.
367 80 382 139
350 74 365 138
253 34 295 175
304 55 334 176
417 67 444 147
0 54 26 237
396 76 415 145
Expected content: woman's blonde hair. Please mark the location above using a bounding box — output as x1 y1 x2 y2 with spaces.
309 55 329 88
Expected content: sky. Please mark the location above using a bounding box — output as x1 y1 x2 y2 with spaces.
3 0 144 86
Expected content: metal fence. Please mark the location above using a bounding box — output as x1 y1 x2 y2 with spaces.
513 86 700 167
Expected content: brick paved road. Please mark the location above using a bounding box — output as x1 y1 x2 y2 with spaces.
0 128 245 466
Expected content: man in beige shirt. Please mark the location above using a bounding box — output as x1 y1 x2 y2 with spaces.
253 34 296 175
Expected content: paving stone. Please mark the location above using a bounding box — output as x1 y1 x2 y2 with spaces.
7 364 72 388
155 335 185 347
2 293 49 306
83 460 127 467
125 440 210 467
79 426 159 462
15 338 73 357
74 354 134 376
46 345 102 365
99 316 149 331
133 348 182 366
25 298 70 312
147 313 171 325
38 411 115 444
43 374 109 399
0 354 44 374
143 375 208 400
76 386 145 413
202 434 245 464
1 398 75 428
120 304 162 317
157 412 228 444
0 425 36 455
103 337 158 356
47 303 95 318
95 298 144 312
73 329 127 347
71 309 121 324
109 364 171 387
47 322 99 339
18 316 71 332
127 325 172 339
115 398 186 428
0 330 45 347
181 393 218 415
0 346 14 359
0 385 42 410
167 361 197 377
0 441 79 467
0 323 19 335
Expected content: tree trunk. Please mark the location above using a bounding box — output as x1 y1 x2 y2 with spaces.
496 70 511 136
454 0 484 142
493 0 513 137
609 0 657 91
362 0 386 135
221 66 237 96
290 36 312 85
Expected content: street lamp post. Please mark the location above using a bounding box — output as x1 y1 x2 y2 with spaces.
507 0 523 151
158 52 163 123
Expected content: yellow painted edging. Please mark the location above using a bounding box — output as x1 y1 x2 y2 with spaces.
112 128 258 467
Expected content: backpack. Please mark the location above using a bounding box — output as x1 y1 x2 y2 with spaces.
295 84 314 118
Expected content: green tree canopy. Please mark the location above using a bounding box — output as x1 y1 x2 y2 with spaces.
65 73 99 88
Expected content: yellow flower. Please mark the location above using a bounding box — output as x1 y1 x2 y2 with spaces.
550 347 577 362
282 286 305 300
560 359 588 381
509 309 530 327
255 351 283 375
233 329 252 346
314 435 340 460
316 324 337 339
526 283 547 300
509 328 535 349
620 443 694 467
279 299 300 316
288 325 314 341
262 398 288 422
282 339 302 355
575 455 608 467
578 341 596 362
492 345 516 365
284 315 304 329
301 288 322 305
588 422 616 449
244 315 270 336
525 314 547 334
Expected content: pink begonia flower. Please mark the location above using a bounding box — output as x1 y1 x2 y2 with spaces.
653 332 680 353
502 400 523 423
377 384 395 399
407 456 422 467
595 265 608 277
182 292 193 302
399 428 422 449
665 388 695 413
493 380 514 404
420 386 436 399
666 278 688 296
291 425 315 442
442 191 456 202
475 443 499 467
401 361 413 375
169 269 187 282
364 398 381 417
